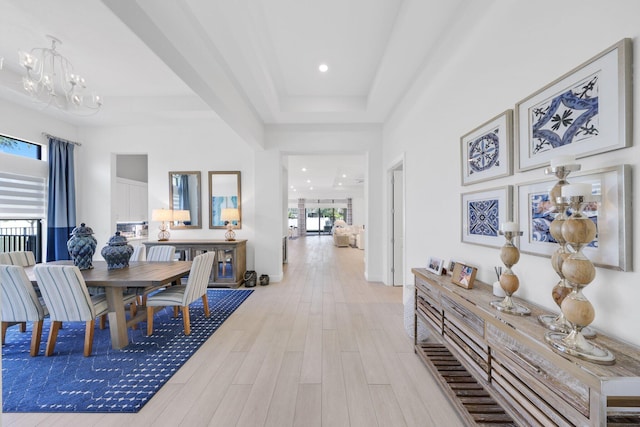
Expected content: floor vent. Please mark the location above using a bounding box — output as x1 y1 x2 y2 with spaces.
416 343 516 426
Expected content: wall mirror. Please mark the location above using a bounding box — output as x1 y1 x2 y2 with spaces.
169 171 202 229
209 171 241 229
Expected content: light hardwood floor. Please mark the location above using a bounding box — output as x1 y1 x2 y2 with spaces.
2 236 464 427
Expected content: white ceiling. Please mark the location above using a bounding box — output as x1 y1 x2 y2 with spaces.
0 0 466 199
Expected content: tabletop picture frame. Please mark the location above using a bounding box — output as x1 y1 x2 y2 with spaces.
426 256 445 275
461 186 512 249
515 38 633 172
451 263 477 289
461 110 513 185
516 164 632 271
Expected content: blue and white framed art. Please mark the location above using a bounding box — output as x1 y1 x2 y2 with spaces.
461 186 512 248
515 38 632 172
461 110 513 186
516 165 631 271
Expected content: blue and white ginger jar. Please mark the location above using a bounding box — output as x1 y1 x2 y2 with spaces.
101 231 134 270
67 223 97 270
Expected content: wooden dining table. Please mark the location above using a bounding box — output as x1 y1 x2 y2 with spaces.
25 260 192 349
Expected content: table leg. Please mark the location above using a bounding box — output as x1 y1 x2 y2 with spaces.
104 287 129 349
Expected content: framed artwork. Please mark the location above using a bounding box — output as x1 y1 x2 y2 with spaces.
451 263 477 289
426 256 444 275
446 259 463 276
516 165 631 271
461 186 512 248
461 110 513 185
515 38 633 172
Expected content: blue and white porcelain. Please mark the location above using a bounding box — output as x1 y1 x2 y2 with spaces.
67 223 97 270
101 231 134 270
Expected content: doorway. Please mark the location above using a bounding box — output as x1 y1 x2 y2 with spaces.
390 162 404 287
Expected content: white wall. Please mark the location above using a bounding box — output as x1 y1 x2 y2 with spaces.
76 119 256 267
383 0 640 346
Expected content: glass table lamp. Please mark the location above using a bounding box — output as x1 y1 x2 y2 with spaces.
221 208 240 241
151 208 173 241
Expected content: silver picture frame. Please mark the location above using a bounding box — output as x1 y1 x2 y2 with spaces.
515 38 633 172
460 110 513 186
461 185 513 249
515 164 632 271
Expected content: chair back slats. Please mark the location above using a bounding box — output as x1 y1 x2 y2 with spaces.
7 251 36 267
130 245 146 262
0 265 46 321
0 253 11 264
183 252 215 305
34 265 96 321
146 246 175 262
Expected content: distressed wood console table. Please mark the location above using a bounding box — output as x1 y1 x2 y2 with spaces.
413 268 640 426
144 240 246 288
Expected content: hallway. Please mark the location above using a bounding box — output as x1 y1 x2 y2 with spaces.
3 236 463 426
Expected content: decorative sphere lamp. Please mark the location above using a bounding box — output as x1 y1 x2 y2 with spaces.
544 183 614 364
152 208 173 241
221 208 240 241
538 156 595 337
490 222 531 316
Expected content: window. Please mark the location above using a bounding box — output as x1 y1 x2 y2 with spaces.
0 134 46 262
0 135 42 160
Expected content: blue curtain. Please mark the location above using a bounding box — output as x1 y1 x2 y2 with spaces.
47 137 76 261
177 175 190 210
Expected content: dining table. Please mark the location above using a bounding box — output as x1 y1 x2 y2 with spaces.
25 260 192 349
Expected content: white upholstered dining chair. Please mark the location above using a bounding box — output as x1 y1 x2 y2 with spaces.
145 251 215 336
6 251 36 267
146 245 176 262
34 264 112 356
0 264 48 356
130 245 146 261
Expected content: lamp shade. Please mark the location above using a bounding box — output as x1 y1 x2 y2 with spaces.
220 208 240 222
173 209 191 222
152 208 173 222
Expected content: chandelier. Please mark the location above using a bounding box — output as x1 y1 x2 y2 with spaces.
19 35 102 113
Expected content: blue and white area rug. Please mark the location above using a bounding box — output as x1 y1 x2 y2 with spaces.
2 289 253 413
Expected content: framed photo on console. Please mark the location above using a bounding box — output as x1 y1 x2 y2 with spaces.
516 164 632 271
461 186 512 249
515 38 633 172
460 110 513 185
452 263 477 289
426 256 445 275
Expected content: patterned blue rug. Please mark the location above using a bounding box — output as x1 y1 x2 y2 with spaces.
2 288 253 413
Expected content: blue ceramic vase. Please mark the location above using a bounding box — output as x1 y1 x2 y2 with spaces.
101 231 134 270
67 223 97 270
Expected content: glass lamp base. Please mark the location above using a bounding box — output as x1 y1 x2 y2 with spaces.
538 314 596 338
490 298 531 316
545 331 615 365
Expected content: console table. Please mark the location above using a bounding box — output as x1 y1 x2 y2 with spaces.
413 268 640 426
144 240 246 288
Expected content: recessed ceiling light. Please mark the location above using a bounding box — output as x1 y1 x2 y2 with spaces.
342 174 347 178
319 63 329 73
301 167 307 172
306 179 311 183
338 182 342 186
290 185 294 189
309 187 314 190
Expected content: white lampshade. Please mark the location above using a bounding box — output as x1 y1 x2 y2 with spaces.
173 209 191 222
221 208 240 222
152 208 173 222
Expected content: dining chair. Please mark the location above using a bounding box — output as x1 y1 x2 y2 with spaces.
146 245 176 262
130 245 146 261
145 251 215 336
0 265 48 356
6 251 36 267
34 264 113 356
0 253 11 264
138 245 177 306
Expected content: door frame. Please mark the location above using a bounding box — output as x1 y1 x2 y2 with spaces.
387 154 405 287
